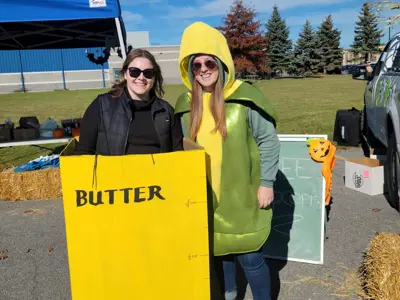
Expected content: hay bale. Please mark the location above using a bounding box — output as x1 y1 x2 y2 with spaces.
0 168 62 201
360 232 400 300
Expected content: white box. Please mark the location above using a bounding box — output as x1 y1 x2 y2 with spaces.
345 157 386 196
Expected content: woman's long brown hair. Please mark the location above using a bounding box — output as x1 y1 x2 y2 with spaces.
189 72 227 140
110 49 164 98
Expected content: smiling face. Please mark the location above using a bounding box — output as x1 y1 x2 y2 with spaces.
124 57 155 100
192 55 219 92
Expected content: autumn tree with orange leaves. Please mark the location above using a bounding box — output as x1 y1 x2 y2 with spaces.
216 0 269 74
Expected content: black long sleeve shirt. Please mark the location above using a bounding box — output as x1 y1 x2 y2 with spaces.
75 94 184 155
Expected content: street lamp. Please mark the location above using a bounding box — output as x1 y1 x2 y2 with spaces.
388 17 393 41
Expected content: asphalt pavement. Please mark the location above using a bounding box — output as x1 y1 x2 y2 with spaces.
0 147 399 300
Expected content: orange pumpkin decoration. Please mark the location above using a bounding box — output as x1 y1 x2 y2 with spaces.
53 128 65 138
309 139 331 163
72 127 80 137
309 139 336 206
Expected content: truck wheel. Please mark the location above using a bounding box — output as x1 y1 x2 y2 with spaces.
386 132 400 211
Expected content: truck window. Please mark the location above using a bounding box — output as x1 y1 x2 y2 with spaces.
382 38 399 72
373 43 389 76
393 48 400 71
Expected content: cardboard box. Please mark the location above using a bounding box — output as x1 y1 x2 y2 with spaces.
345 157 386 196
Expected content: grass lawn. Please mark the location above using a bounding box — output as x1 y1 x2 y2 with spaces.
0 75 367 169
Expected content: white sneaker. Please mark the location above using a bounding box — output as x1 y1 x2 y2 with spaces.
225 291 237 300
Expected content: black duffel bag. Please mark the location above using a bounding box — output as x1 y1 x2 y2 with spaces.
333 107 361 146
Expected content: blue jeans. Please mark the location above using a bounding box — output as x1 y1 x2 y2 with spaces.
220 250 271 300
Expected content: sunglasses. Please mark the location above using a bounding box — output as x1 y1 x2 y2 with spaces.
128 67 155 79
192 60 218 72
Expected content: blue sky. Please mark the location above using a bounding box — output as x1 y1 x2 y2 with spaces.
120 0 399 48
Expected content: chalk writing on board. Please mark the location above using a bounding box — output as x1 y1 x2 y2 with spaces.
75 185 165 207
274 191 322 210
278 157 313 180
263 139 324 264
272 214 304 236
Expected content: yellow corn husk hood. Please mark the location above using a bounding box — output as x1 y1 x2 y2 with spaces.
178 21 240 97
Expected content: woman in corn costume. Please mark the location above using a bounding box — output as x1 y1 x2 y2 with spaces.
175 22 280 300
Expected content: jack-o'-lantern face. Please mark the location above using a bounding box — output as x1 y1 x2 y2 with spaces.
309 139 331 162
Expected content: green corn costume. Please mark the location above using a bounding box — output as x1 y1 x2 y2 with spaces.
175 21 280 256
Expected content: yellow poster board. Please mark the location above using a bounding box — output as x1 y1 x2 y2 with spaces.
59 139 210 300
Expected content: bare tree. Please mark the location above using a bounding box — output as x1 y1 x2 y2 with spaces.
370 1 400 26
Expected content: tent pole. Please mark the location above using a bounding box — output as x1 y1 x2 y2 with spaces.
18 50 26 93
60 49 66 90
102 65 106 88
115 17 127 60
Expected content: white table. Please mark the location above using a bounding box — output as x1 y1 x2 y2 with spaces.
0 137 72 149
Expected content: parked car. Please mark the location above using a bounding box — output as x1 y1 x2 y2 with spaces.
357 33 400 211
341 64 358 75
352 62 376 79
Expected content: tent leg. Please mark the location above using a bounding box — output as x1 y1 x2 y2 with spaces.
60 49 67 90
18 50 26 93
115 17 126 60
102 65 106 88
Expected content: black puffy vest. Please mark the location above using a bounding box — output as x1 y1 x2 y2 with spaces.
95 92 173 155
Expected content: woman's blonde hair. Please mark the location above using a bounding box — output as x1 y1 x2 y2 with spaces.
189 59 227 140
110 49 164 98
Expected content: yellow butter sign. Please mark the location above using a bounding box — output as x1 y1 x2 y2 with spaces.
59 139 210 300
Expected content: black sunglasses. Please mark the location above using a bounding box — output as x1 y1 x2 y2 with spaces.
192 60 218 72
128 67 155 79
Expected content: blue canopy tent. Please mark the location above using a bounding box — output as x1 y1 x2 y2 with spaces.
0 0 127 58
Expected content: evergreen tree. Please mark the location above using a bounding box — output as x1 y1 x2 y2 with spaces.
216 0 268 73
315 15 342 73
265 5 293 74
294 20 320 74
351 2 383 63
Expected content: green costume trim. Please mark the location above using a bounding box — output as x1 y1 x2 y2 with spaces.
175 81 278 122
175 82 279 256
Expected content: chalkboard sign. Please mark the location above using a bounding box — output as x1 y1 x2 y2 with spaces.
263 134 327 265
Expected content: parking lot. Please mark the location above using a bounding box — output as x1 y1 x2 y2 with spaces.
0 147 399 300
